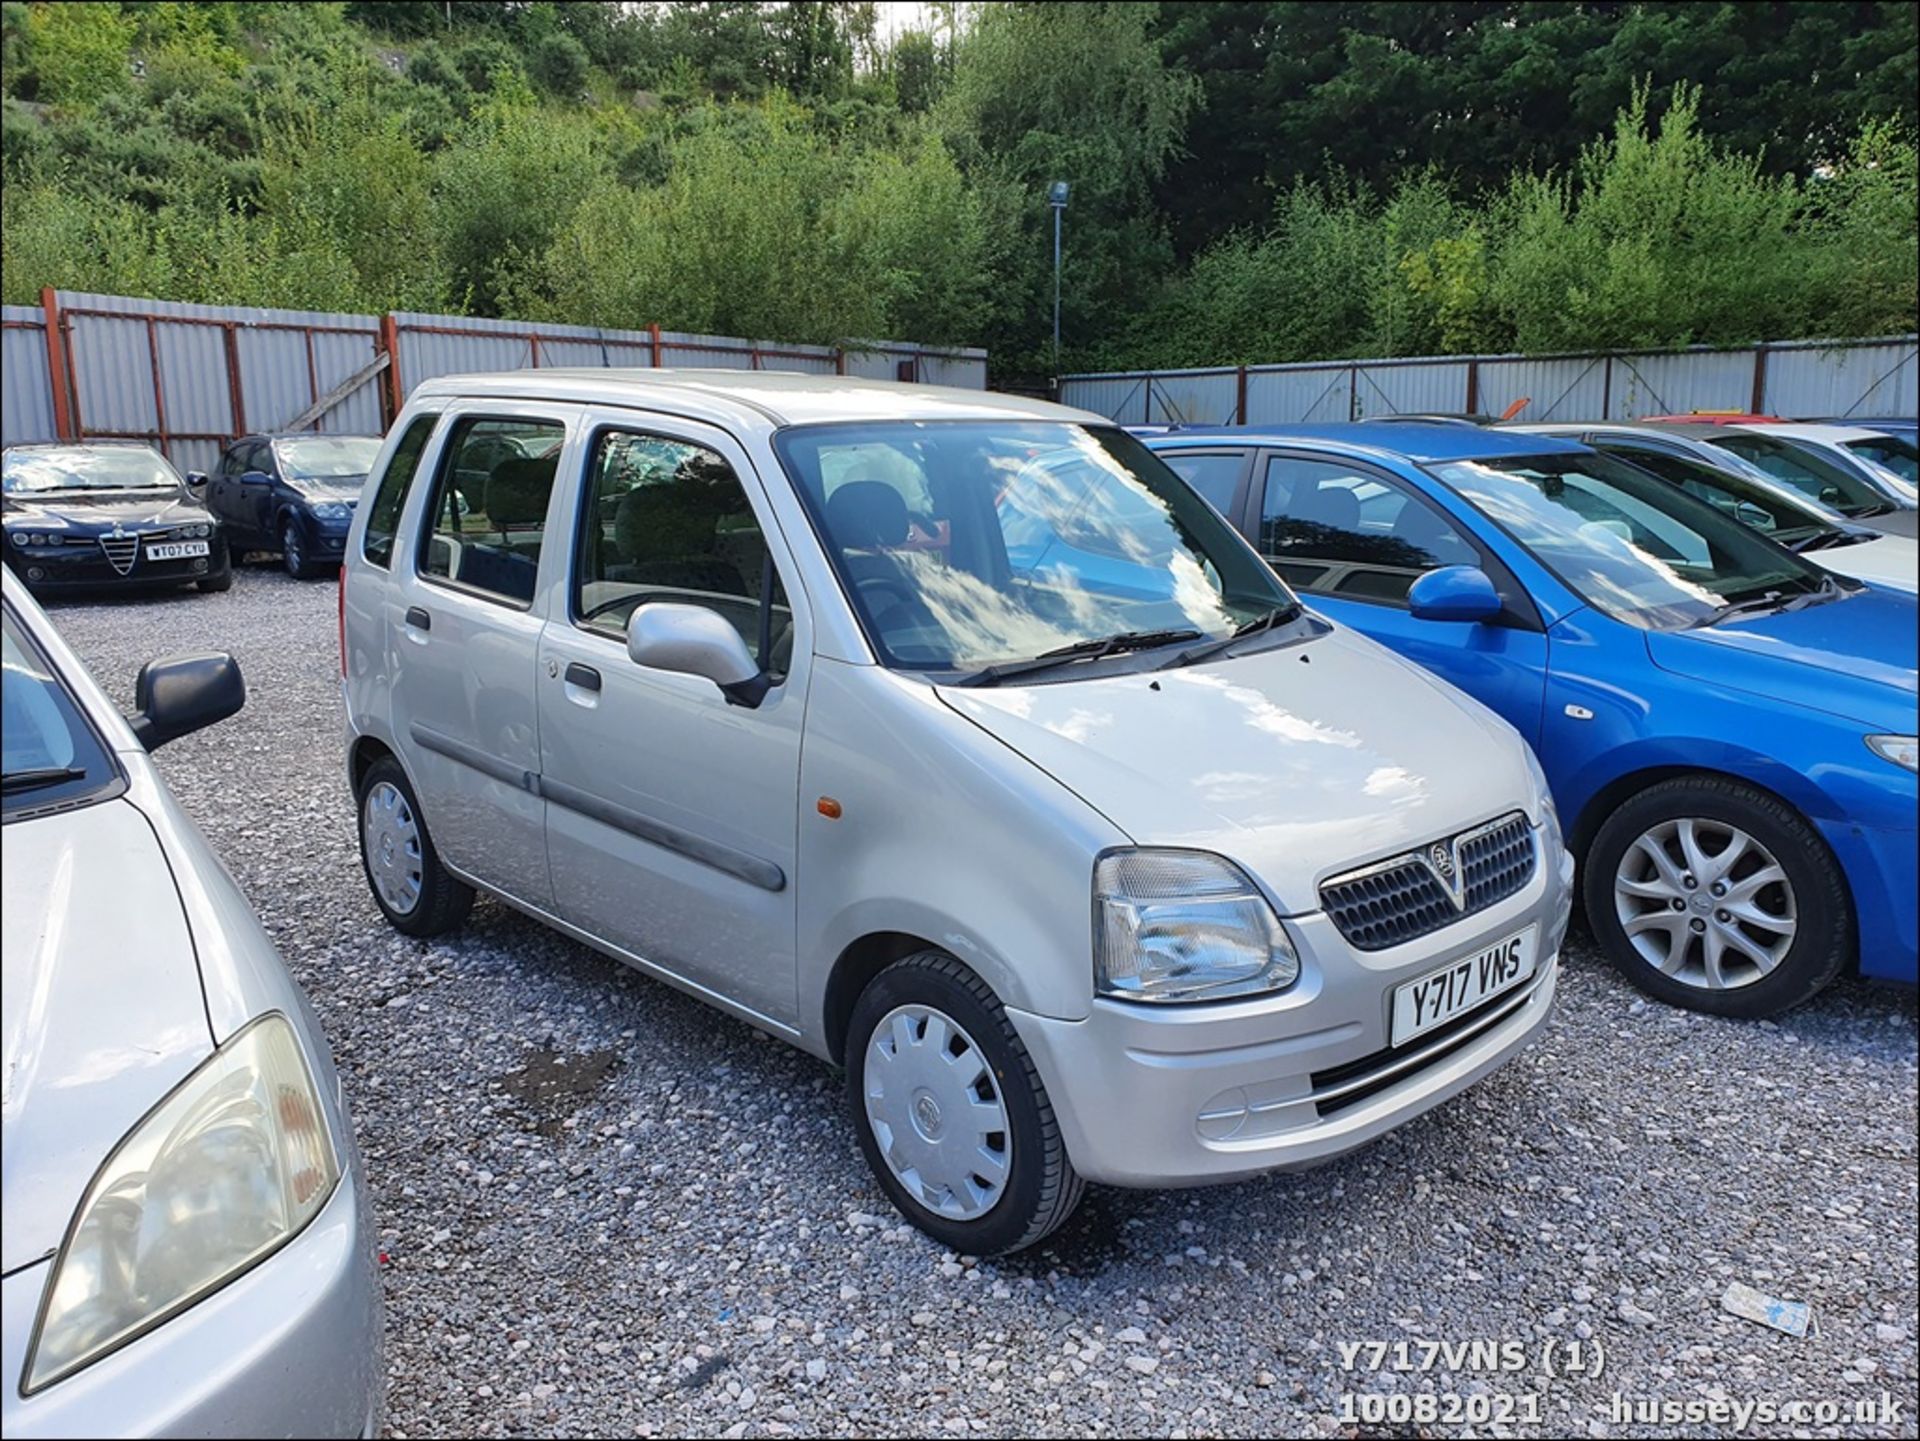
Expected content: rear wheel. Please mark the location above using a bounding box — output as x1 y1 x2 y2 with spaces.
846 952 1082 1254
1584 775 1850 1018
357 755 472 936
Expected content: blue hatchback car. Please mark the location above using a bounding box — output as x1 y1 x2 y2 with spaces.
1145 424 1918 1017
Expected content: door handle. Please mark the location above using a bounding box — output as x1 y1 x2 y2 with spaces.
564 662 602 692
404 606 432 632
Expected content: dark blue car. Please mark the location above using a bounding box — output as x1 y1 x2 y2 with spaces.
1146 423 1918 1017
195 434 384 579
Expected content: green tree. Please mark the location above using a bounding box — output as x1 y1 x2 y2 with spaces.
19 0 136 106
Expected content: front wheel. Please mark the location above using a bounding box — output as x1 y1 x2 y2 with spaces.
1583 775 1851 1018
846 952 1083 1254
282 517 323 579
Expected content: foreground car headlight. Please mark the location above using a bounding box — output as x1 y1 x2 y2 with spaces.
1867 735 1919 773
1094 849 1299 1003
1521 745 1563 855
8 531 25 547
24 1014 339 1393
309 502 350 522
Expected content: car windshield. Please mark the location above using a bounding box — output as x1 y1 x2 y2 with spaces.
1703 434 1886 516
1431 452 1833 631
1844 434 1919 484
3 447 178 494
775 421 1296 675
1596 446 1845 546
2 605 119 818
274 436 383 482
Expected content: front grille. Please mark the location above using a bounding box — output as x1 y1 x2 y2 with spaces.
1321 812 1535 950
98 535 139 575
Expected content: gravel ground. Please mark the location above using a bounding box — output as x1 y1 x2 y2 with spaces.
40 566 1920 1440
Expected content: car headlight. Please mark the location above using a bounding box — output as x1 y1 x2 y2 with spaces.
309 502 350 522
1093 849 1299 1003
1867 735 1918 773
24 1014 340 1393
8 532 25 547
1520 744 1562 854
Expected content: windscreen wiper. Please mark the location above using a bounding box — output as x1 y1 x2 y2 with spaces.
1789 528 1864 553
955 628 1204 687
1 766 88 794
1692 575 1843 629
1157 601 1305 669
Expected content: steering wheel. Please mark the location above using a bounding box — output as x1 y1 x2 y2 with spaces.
581 593 645 623
855 574 921 618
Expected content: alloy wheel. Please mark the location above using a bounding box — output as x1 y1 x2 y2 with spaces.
1613 817 1796 991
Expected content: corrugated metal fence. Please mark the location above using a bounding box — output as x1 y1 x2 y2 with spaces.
1 289 988 472
1060 336 1919 427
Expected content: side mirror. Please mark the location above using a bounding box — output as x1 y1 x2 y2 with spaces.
1733 500 1775 531
129 653 246 751
184 470 209 490
241 469 273 487
626 603 769 708
1407 565 1502 623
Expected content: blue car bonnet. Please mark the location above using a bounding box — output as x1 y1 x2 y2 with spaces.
1645 587 1919 731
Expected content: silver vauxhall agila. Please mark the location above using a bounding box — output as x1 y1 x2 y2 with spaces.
340 371 1573 1254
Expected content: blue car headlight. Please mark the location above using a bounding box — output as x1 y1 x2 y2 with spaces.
308 502 351 523
1867 735 1919 773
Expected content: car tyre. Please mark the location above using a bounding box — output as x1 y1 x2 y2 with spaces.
846 951 1083 1254
282 517 323 579
196 568 233 593
1584 775 1850 1018
356 755 473 937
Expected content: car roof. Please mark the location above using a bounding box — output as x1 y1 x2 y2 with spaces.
1145 421 1591 464
1738 421 1892 443
3 440 161 455
411 368 1102 432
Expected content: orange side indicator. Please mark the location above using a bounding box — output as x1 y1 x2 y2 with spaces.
817 797 843 820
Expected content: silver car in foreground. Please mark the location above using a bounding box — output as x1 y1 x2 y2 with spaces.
341 371 1572 1255
0 568 380 1437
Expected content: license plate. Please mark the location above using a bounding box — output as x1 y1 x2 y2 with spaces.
146 540 210 560
1390 926 1537 1046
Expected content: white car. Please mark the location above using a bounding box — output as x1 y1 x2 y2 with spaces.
339 370 1571 1255
1718 423 1920 508
0 568 380 1436
1509 423 1919 594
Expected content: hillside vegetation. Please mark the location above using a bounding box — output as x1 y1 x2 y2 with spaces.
2 2 1914 381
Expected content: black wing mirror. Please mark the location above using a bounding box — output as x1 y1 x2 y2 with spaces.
129 653 246 750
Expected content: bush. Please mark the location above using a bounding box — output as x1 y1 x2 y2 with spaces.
527 30 588 99
21 0 136 107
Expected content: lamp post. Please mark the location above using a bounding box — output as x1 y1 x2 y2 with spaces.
1048 181 1070 376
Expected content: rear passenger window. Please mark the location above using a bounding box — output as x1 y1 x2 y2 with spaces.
362 415 439 569
417 417 565 605
575 430 791 681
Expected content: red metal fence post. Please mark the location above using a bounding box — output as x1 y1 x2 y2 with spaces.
222 323 247 436
40 288 74 440
1236 366 1248 424
1465 359 1480 415
1750 345 1769 414
649 323 663 368
835 347 847 376
145 316 170 456
379 313 405 422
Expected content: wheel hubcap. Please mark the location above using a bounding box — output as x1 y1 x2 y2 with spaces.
1614 818 1796 991
284 526 301 572
863 1005 1011 1221
362 781 424 916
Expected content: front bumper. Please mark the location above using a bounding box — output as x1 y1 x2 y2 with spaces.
6 536 229 593
0 1172 382 1439
1011 836 1571 1189
1821 814 1919 983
